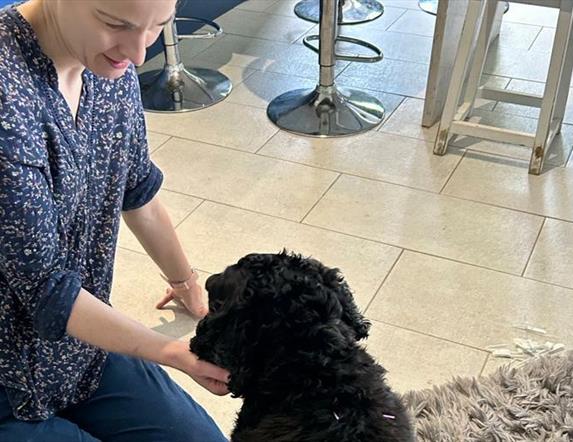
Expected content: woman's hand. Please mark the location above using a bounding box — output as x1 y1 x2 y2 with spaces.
156 281 209 318
162 340 229 396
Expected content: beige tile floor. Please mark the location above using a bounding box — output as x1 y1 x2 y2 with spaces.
112 0 573 437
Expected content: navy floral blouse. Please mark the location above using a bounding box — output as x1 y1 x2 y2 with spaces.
0 6 163 420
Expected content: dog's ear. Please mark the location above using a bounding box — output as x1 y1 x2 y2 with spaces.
190 268 263 397
306 263 370 342
324 268 370 341
190 309 256 396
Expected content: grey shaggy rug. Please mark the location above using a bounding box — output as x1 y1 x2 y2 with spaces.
402 352 573 441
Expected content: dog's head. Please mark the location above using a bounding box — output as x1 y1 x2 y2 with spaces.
190 251 370 397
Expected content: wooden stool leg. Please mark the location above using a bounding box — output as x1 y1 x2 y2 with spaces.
434 0 487 155
462 0 497 116
529 1 573 174
552 10 573 135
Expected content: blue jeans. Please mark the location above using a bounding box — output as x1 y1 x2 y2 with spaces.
0 353 228 442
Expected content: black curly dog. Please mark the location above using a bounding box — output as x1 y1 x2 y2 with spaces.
190 251 413 441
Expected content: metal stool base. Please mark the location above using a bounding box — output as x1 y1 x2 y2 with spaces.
294 0 384 24
139 65 232 113
267 85 384 137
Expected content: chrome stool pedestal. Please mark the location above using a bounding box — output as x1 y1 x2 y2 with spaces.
139 17 232 113
268 0 384 137
294 0 384 24
267 85 384 137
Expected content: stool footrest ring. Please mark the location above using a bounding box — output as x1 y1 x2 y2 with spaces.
303 34 383 63
176 16 222 39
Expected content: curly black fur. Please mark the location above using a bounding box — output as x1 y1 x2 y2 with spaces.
190 251 414 442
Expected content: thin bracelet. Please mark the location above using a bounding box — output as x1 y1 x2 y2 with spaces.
160 268 197 291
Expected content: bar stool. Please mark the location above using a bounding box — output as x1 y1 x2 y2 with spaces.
138 16 232 112
295 0 384 24
267 0 384 137
433 0 573 175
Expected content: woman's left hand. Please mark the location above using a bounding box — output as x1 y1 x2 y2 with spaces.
156 282 208 318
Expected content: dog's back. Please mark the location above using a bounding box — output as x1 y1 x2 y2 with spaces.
231 346 413 442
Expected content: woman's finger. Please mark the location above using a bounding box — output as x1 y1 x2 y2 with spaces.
155 290 175 309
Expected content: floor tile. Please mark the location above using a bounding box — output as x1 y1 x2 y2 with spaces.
367 251 573 351
345 30 434 64
338 58 429 98
495 21 542 50
484 44 551 82
215 8 315 43
442 151 573 222
195 34 348 79
145 101 279 152
382 0 420 10
259 130 462 192
147 131 170 153
226 70 317 108
379 97 436 141
194 34 293 70
263 0 299 17
175 201 402 310
525 218 573 289
118 190 203 254
529 27 555 52
386 9 436 37
365 321 487 393
235 0 279 12
111 248 205 334
152 137 337 221
304 174 543 274
335 6 409 36
493 79 573 125
503 3 559 28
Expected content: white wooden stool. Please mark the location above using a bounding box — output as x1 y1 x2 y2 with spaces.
433 0 573 175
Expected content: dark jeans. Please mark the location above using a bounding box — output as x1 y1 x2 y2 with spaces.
0 353 228 442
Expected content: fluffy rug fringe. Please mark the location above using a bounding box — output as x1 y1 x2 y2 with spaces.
403 352 573 441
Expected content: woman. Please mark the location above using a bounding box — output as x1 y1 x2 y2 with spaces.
0 0 229 440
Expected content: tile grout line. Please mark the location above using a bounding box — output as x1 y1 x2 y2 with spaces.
520 216 547 277
363 249 405 315
148 134 172 154
527 26 545 51
155 188 573 293
377 95 407 128
299 173 342 224
116 245 213 277
369 318 491 355
438 148 468 194
173 199 207 230
254 129 281 154
478 353 492 377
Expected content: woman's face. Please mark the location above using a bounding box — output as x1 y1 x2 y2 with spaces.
54 0 177 79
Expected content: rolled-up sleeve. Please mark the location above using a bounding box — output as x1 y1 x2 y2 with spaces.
0 157 81 341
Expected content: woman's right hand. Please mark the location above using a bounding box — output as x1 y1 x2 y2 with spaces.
162 340 230 396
